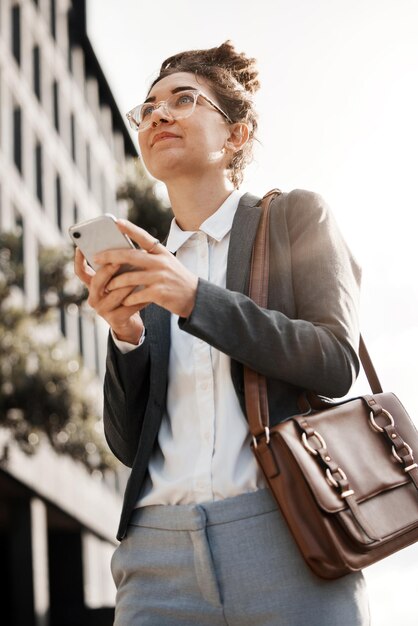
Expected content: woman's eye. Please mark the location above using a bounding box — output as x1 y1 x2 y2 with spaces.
141 105 154 119
175 93 195 106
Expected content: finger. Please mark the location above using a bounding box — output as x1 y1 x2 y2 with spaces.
116 219 167 255
88 263 122 305
121 285 157 308
106 269 158 291
74 248 95 285
94 285 134 312
93 247 161 268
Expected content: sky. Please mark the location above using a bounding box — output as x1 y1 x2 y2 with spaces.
87 1 418 622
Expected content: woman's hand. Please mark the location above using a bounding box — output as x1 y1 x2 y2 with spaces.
93 220 198 318
74 248 144 344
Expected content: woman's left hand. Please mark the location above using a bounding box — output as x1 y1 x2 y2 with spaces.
94 220 198 318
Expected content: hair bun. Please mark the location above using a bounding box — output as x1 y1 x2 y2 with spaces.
160 40 260 94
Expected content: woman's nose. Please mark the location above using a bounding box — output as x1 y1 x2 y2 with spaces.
150 102 173 126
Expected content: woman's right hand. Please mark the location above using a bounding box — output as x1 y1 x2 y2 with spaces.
74 248 145 345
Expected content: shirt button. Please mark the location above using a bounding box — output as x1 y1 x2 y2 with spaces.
200 382 208 390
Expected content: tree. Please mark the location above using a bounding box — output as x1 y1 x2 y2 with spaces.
0 232 116 473
0 161 170 473
117 159 173 241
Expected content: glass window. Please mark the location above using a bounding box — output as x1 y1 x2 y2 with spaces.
53 81 60 132
11 5 21 66
55 175 62 230
60 306 66 337
73 203 78 224
35 142 43 205
67 43 73 74
86 142 91 189
50 0 56 40
70 113 76 162
33 46 41 101
13 105 22 174
78 311 84 356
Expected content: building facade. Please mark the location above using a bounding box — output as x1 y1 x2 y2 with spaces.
0 1 137 624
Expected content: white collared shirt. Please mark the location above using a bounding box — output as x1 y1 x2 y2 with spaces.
115 190 265 506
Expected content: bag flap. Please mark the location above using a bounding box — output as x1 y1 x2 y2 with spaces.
275 393 418 514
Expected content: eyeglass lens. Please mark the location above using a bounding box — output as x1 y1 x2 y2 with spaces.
135 91 198 130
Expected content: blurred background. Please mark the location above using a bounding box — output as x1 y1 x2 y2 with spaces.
0 0 417 625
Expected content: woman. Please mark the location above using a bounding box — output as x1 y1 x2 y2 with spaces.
75 42 369 625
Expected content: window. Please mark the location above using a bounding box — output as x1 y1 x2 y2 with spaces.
33 46 41 101
50 0 56 40
35 142 43 205
53 81 60 132
67 43 73 74
73 203 79 224
11 5 21 65
78 312 84 356
59 306 66 337
86 142 91 189
55 175 62 230
70 114 76 162
13 105 22 174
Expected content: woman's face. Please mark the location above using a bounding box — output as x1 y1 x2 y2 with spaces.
137 72 232 184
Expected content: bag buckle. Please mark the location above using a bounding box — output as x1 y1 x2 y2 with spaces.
392 442 418 472
252 427 270 449
369 408 394 432
302 431 327 456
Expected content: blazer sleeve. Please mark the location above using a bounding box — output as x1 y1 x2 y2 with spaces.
179 190 361 399
103 333 151 467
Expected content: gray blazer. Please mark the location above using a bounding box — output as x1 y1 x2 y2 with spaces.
103 189 361 540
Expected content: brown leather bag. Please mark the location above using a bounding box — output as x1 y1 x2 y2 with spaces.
244 190 418 579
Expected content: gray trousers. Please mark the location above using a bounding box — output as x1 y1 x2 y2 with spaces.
111 489 370 625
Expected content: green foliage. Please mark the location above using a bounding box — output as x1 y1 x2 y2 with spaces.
0 231 24 299
117 160 173 241
0 160 171 474
37 245 88 314
0 233 116 473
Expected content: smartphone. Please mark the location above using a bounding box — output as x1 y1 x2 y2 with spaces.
69 213 137 275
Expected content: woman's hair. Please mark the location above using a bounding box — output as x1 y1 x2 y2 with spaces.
150 41 260 188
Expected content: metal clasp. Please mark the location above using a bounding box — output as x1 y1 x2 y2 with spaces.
302 431 327 456
326 467 348 488
391 441 417 475
369 408 394 432
252 427 270 449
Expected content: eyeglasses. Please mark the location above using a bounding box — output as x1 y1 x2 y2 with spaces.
126 89 232 132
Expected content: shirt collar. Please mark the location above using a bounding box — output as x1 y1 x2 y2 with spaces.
166 189 245 254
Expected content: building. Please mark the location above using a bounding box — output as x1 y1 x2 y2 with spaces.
0 1 137 624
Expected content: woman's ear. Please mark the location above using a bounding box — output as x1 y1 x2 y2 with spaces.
224 123 250 153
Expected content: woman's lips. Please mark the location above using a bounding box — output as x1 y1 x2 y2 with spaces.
152 132 180 146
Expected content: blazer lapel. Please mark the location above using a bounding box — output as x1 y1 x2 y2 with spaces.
226 192 261 293
144 303 171 393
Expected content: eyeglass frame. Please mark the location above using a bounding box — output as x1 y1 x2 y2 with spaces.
126 89 232 132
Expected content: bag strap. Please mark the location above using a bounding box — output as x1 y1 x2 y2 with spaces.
359 336 383 394
243 190 279 438
244 189 383 440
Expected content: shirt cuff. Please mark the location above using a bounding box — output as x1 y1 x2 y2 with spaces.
111 327 146 354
